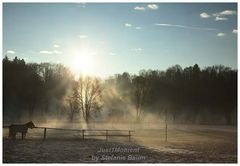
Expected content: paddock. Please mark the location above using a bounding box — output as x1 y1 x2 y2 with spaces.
3 125 134 142
2 124 237 163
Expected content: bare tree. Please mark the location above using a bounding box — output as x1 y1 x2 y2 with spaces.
132 75 149 122
78 76 103 124
66 81 80 122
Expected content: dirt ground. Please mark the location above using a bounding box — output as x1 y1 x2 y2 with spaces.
2 124 237 163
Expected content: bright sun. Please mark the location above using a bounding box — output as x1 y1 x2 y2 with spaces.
71 51 94 77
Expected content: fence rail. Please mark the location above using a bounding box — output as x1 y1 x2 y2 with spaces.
3 126 134 142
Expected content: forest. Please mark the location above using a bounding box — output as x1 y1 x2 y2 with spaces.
3 56 237 125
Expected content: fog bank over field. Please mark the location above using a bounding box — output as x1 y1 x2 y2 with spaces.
3 57 237 127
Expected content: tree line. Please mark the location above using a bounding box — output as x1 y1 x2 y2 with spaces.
3 56 237 125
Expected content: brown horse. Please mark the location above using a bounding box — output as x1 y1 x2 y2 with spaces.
8 121 35 140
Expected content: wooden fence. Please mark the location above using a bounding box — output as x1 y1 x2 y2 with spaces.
3 126 134 142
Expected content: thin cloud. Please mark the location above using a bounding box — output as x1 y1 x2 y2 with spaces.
147 4 158 10
78 35 88 39
155 23 216 31
6 50 15 54
39 50 63 55
219 10 237 16
215 16 228 21
213 10 237 21
125 24 142 30
217 33 226 37
134 6 145 11
213 10 237 17
39 50 53 54
125 23 132 27
200 12 210 18
54 44 60 48
232 29 237 34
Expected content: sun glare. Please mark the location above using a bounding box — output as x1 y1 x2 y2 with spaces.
71 51 95 77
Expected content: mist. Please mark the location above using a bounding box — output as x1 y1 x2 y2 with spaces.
3 57 237 130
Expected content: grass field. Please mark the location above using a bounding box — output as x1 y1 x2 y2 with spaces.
2 123 237 163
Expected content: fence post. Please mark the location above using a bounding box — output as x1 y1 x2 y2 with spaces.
165 109 168 142
165 122 168 142
128 131 131 142
82 130 85 140
43 128 47 140
106 130 108 141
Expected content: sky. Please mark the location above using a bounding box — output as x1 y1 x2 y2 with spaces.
3 3 238 77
